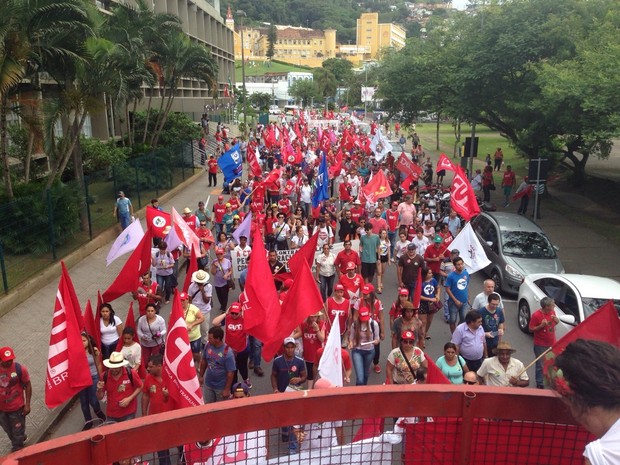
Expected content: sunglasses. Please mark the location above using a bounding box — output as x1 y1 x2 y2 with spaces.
463 380 477 385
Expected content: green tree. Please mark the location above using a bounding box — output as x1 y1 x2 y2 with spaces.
266 23 276 62
312 67 337 98
322 58 353 85
250 92 272 111
289 79 320 107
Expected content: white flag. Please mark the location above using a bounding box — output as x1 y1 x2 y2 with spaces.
318 316 343 387
370 129 393 162
448 222 491 273
106 219 144 266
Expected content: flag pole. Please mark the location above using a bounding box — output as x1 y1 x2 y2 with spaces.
517 346 553 378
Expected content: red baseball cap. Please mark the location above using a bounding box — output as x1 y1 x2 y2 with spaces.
229 302 242 314
215 248 225 254
218 195 224 200
399 288 409 296
0 347 15 362
362 284 375 295
334 284 345 291
358 309 371 322
401 330 416 341
346 261 356 271
179 292 189 301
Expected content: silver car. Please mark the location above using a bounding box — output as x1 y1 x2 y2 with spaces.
517 273 620 338
471 212 564 294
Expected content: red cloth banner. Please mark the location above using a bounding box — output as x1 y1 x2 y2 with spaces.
436 153 456 173
146 206 171 238
450 167 480 221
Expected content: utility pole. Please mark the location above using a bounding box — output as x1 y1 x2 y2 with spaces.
237 10 248 138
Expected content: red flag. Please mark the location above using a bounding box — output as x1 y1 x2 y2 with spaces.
412 268 422 308
83 300 100 350
241 228 282 341
45 262 92 408
163 291 204 408
436 153 456 173
400 174 418 192
223 84 230 98
396 153 423 177
183 246 198 293
328 148 343 177
362 170 393 203
289 231 319 275
146 206 171 238
450 167 480 221
102 229 153 301
512 184 534 201
426 355 451 384
247 144 263 178
543 301 620 376
172 207 201 254
353 418 385 442
261 260 324 362
261 168 282 190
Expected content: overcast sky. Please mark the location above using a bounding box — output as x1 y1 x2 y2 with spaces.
452 0 469 10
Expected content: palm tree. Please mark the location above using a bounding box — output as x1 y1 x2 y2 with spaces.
0 0 94 200
149 34 218 147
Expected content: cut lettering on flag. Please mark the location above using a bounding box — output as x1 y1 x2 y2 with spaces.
362 170 393 203
369 128 393 162
312 153 330 208
102 229 153 302
436 153 456 173
318 316 343 387
232 211 252 245
450 167 480 221
448 222 490 273
396 153 423 178
146 206 171 238
106 219 145 266
241 228 282 342
543 300 620 379
163 291 204 409
46 262 92 408
217 143 243 182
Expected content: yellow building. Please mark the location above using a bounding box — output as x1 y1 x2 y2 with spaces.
356 12 406 59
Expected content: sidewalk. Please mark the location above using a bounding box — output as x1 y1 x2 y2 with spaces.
2 131 620 455
0 168 220 456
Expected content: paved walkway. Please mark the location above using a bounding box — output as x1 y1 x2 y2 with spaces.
2 131 620 456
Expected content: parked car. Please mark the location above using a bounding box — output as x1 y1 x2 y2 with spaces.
269 105 281 115
517 273 620 338
471 212 564 294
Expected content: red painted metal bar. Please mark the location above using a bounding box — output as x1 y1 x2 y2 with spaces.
3 385 580 465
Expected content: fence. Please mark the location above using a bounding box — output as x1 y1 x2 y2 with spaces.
3 385 591 465
0 141 200 294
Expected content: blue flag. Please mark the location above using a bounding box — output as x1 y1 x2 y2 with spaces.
312 153 330 208
217 143 243 182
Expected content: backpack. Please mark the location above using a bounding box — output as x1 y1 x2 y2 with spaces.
14 363 25 387
103 367 135 387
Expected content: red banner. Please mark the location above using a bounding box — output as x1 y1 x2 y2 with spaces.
450 167 480 221
146 206 171 238
436 153 456 173
362 170 393 202
396 153 423 177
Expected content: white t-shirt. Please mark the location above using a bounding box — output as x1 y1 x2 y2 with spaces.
412 236 431 256
472 291 504 311
584 418 620 465
394 240 411 259
300 185 312 203
313 225 334 247
100 316 123 344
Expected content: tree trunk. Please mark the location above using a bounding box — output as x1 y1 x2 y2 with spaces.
453 118 461 158
151 91 176 148
149 84 167 147
142 88 153 145
125 102 131 148
0 94 14 200
130 100 138 147
71 115 89 232
24 131 35 183
45 111 88 190
435 111 441 151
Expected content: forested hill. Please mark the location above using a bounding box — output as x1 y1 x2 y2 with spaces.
223 0 434 43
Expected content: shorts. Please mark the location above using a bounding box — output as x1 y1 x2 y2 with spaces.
379 255 389 264
190 338 202 354
361 262 377 279
448 301 471 325
419 301 431 315
305 361 315 380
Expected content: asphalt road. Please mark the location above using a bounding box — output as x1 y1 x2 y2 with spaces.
45 263 536 442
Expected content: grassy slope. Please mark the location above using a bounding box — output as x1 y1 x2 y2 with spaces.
235 60 313 81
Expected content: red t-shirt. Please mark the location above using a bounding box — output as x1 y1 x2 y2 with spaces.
338 273 363 301
334 250 361 275
103 368 143 419
224 315 248 353
228 198 241 212
278 199 292 217
369 217 388 235
207 159 218 174
142 374 172 415
530 309 557 346
424 245 447 275
301 321 325 363
350 207 365 224
213 203 227 223
183 215 197 231
0 362 30 411
326 297 350 335
339 182 352 202
502 170 516 187
386 209 399 232
136 282 159 316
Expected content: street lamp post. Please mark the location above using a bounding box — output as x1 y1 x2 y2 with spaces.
237 10 248 138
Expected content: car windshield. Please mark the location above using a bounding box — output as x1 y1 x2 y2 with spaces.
582 298 620 319
500 231 557 258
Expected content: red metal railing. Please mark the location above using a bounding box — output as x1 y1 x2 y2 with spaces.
3 385 589 465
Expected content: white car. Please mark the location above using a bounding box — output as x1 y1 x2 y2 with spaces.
269 105 281 115
517 273 620 339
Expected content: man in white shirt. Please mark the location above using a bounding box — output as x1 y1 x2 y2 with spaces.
476 342 529 388
472 279 504 311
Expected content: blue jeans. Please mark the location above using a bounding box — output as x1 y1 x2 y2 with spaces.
319 274 335 302
533 345 549 388
119 213 131 230
388 231 397 258
79 374 101 422
352 348 375 386
249 336 262 368
448 301 471 325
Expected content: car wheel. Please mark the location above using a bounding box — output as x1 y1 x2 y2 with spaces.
518 300 531 334
491 270 502 293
